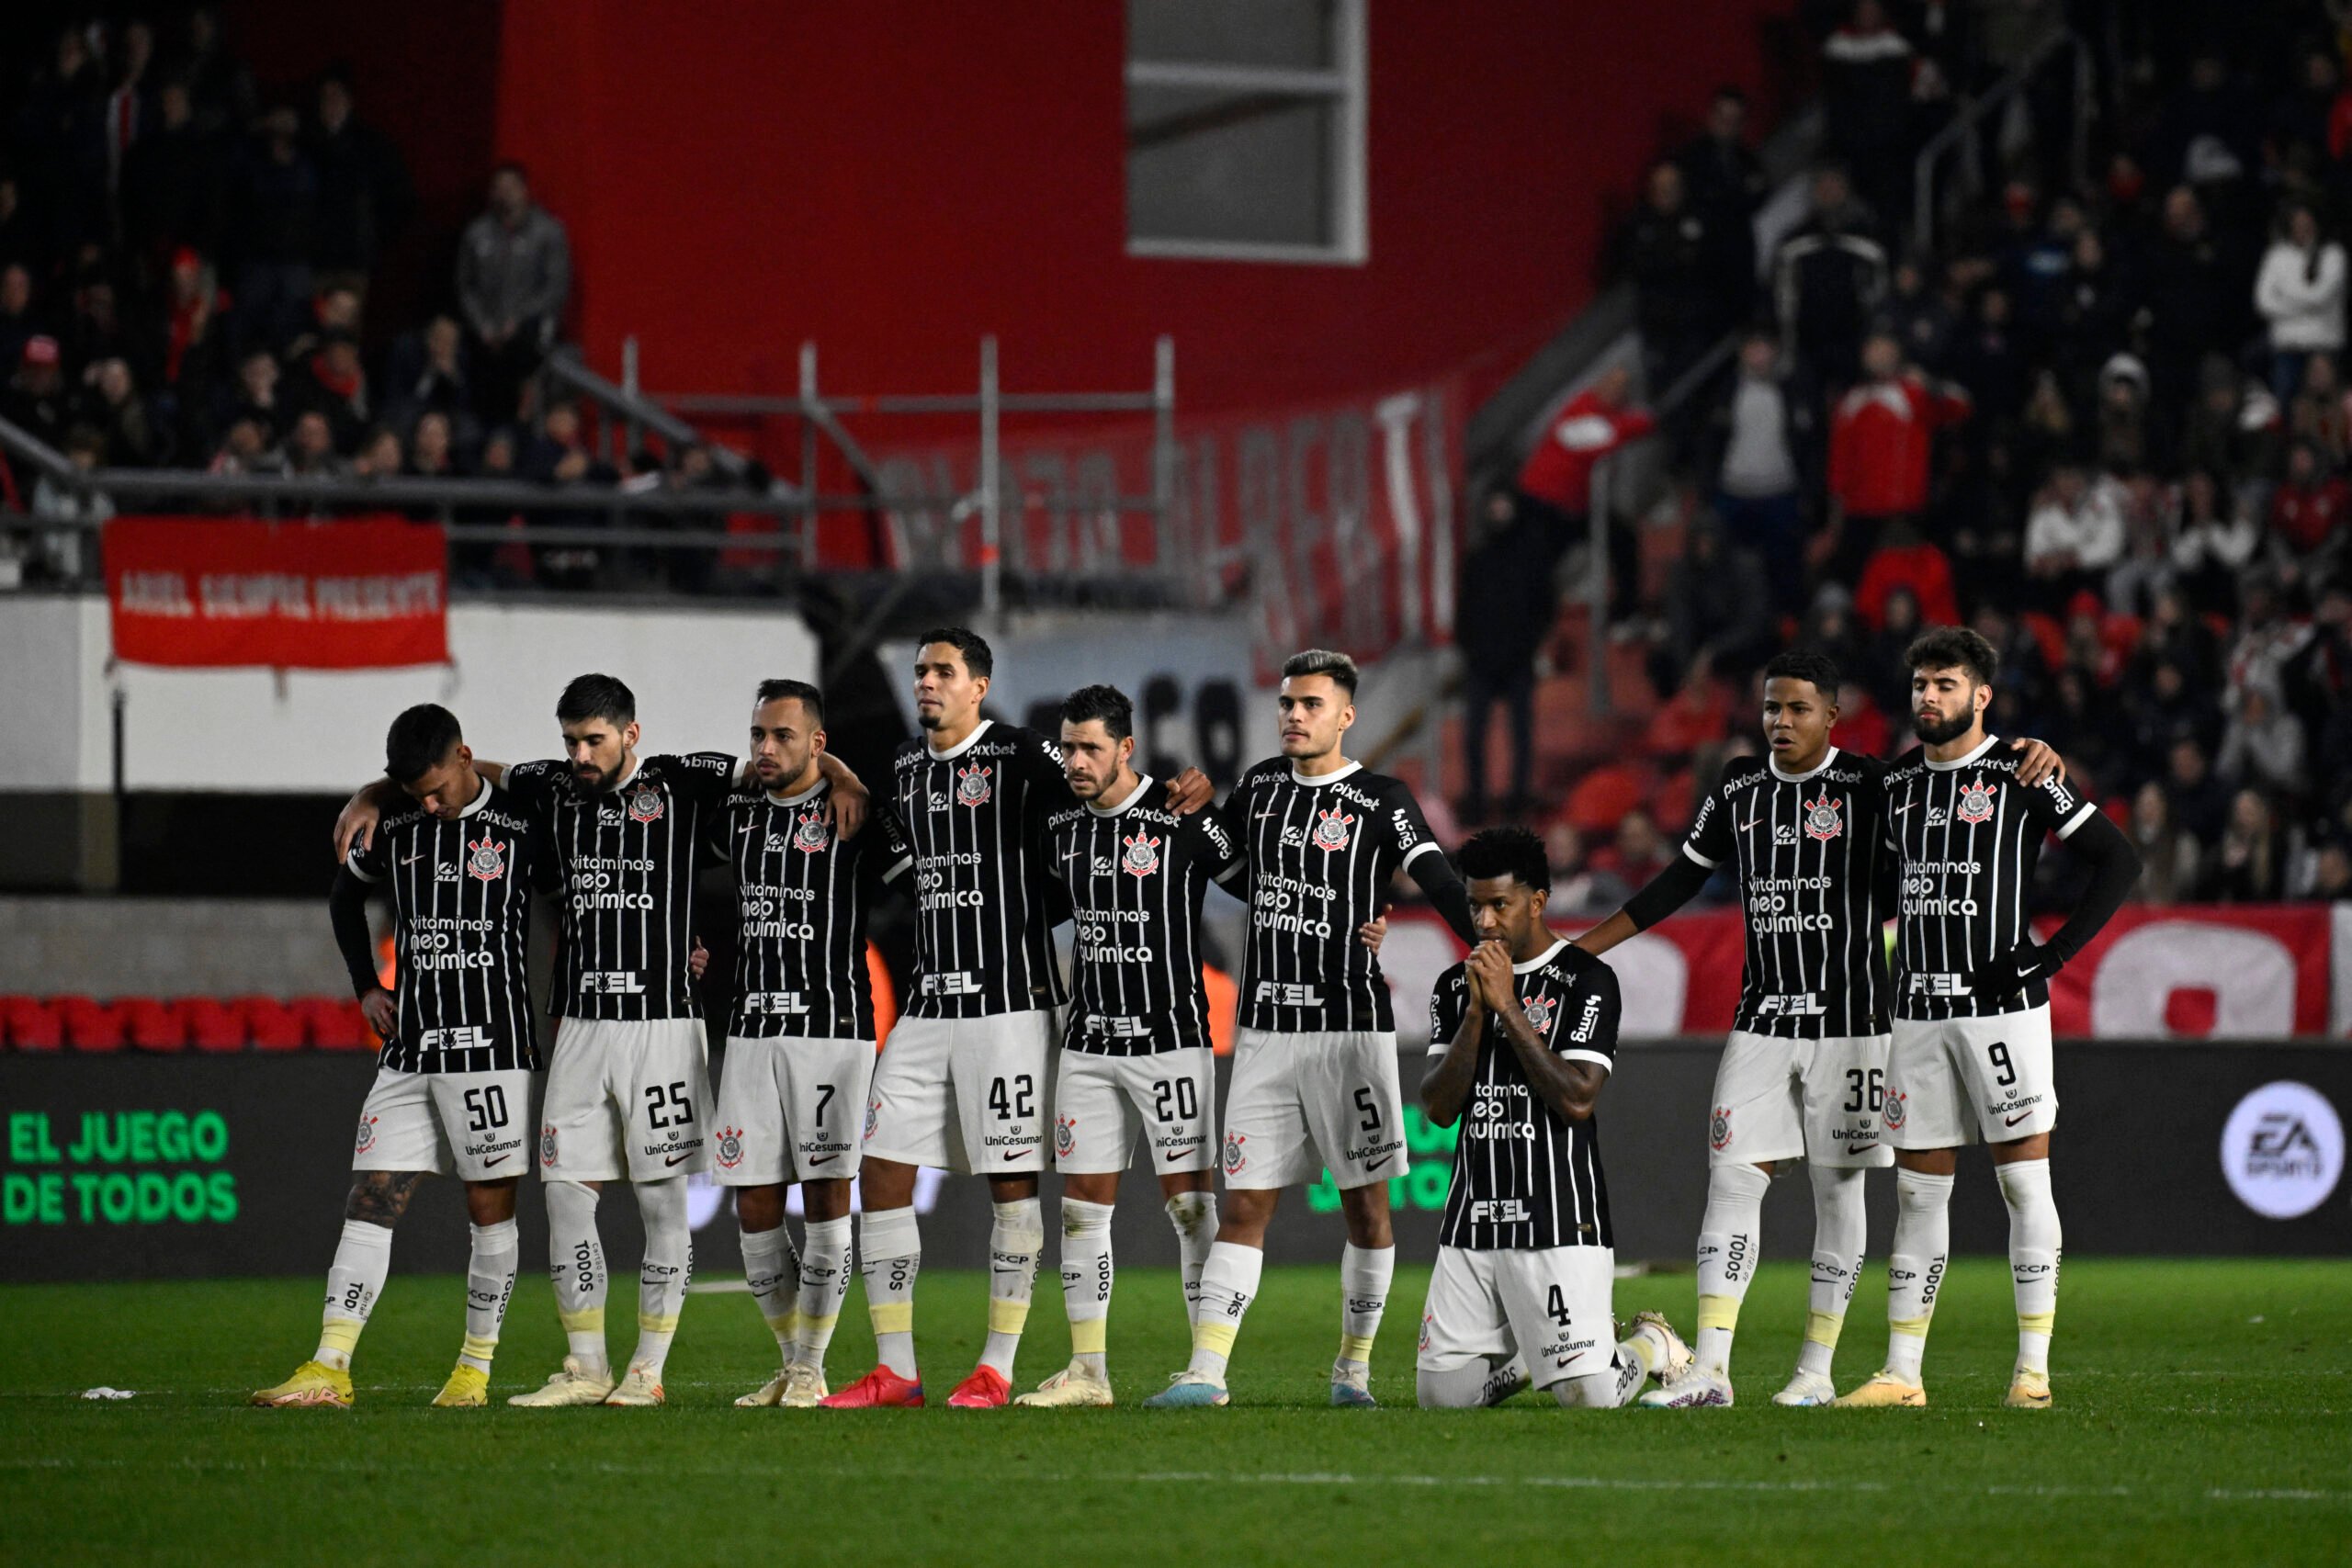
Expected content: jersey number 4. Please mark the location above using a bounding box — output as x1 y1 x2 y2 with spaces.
1545 1284 1574 1329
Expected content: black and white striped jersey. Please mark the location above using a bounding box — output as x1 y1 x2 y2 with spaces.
715 778 912 1042
503 751 737 1021
1428 939 1620 1250
345 777 549 1073
1679 748 1893 1039
1221 759 1443 1033
1047 775 1247 1056
887 719 1074 1019
1883 735 2098 1021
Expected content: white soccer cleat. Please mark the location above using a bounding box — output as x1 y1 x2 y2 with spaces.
780 1362 829 1407
506 1356 617 1407
1637 1362 1734 1408
2004 1368 2052 1410
1771 1370 1839 1407
603 1363 665 1406
734 1371 788 1408
1628 1311 1692 1385
1013 1360 1115 1408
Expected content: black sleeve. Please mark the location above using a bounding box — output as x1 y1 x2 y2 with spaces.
2041 809 2141 964
328 866 382 998
1407 848 1476 945
1557 962 1622 1069
1623 852 1714 931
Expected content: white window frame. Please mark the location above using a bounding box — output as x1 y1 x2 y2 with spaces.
1124 0 1368 265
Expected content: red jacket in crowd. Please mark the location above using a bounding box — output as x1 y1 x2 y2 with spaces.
1827 373 1970 517
1517 392 1657 512
2269 475 2351 555
1854 539 1961 630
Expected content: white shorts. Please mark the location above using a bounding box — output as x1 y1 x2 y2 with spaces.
1707 1031 1894 1169
1219 1028 1406 1191
537 1017 714 1181
1417 1244 1616 1389
1052 1046 1216 1175
862 1010 1054 1176
1885 1006 2057 1149
712 1034 875 1186
351 1066 535 1181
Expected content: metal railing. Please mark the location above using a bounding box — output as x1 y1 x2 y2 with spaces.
1912 28 2094 254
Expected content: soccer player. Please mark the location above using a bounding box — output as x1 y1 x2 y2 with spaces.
255 705 550 1409
1014 683 1246 1407
1839 627 2139 1411
1416 827 1690 1409
1148 649 1476 1409
826 630 1211 1409
713 679 910 1407
1577 651 2067 1407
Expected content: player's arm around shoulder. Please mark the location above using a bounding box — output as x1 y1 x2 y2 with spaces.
1419 964 1482 1128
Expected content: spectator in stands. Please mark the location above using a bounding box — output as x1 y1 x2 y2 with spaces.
284 408 341 478
383 313 476 445
2128 781 2200 908
1823 330 1970 588
1864 582 1922 718
1647 516 1772 699
2055 226 2134 395
103 21 161 231
122 80 225 275
310 68 413 291
2268 439 2349 592
1512 364 1654 621
2167 464 2260 615
2124 656 2220 784
2048 664 2129 788
1951 287 2029 429
228 106 319 353
176 6 257 140
2255 200 2346 403
2144 187 2250 425
286 329 370 453
2154 51 2260 195
2287 352 2349 466
2205 787 2286 902
207 414 279 478
1854 513 1959 629
2139 582 2222 686
406 409 456 479
458 162 571 425
2104 473 2174 616
26 424 108 581
2165 733 2233 848
351 423 403 479
78 357 159 468
1774 164 1886 389
2025 463 2127 611
5 335 70 450
523 400 614 589
2300 838 2352 901
2001 189 2087 344
63 276 143 381
1820 0 1921 224
1674 85 1764 310
1705 330 1813 614
0 264 38 374
2218 681 2308 803
1621 161 1721 404
1456 489 1555 823
2178 352 2283 496
1882 254 1957 374
17 25 107 271
2094 354 2155 475
157 247 229 453
2227 572 2315 709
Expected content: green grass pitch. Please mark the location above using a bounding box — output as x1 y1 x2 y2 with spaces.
2 1258 2346 1566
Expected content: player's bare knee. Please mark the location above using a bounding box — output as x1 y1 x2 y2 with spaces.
986 1172 1040 1203
1894 1146 1957 1176
345 1169 424 1226
1216 1188 1276 1243
801 1178 854 1222
1157 1168 1213 1201
461 1177 519 1226
1991 1131 2051 1164
859 1157 918 1210
1063 1171 1121 1207
1550 1372 1615 1409
1337 1182 1392 1247
734 1183 786 1233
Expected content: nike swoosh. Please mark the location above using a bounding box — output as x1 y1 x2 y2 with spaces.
991 1265 1020 1276
1555 1352 1584 1370
1365 1154 1394 1173
481 1154 511 1168
2004 1111 2033 1127
400 852 424 865
663 1152 693 1166
1736 817 1760 832
1893 802 1917 815
1164 1147 1193 1162
808 1154 840 1166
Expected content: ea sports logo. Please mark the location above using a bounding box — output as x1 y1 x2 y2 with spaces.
1955 780 1996 825
1311 808 1354 852
2222 1081 2345 1219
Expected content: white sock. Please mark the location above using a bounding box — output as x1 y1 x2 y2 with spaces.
1187 1240 1263 1382
741 1223 800 1371
459 1218 518 1373
629 1177 692 1380
1997 1158 2062 1375
1885 1169 1953 1383
544 1179 610 1376
795 1215 854 1368
1799 1164 1868 1379
1164 1190 1217 1325
860 1206 922 1379
1336 1241 1394 1376
1694 1161 1772 1374
981 1197 1045 1379
315 1218 394 1371
1058 1198 1116 1376
1554 1348 1647 1408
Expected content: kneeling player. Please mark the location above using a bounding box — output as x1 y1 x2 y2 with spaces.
256 705 548 1409
1416 828 1690 1409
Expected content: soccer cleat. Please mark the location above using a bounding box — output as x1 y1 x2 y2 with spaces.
1835 1370 1928 1408
819 1366 925 1408
603 1364 665 1406
505 1356 616 1407
250 1360 353 1409
735 1371 788 1408
945 1365 1012 1409
1630 1310 1693 1385
1142 1371 1230 1408
1013 1360 1114 1408
1771 1370 1839 1407
1329 1362 1378 1407
780 1362 829 1407
432 1365 490 1407
1637 1363 1734 1408
2004 1368 2052 1410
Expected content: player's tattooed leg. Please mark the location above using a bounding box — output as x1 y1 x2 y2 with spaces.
344 1169 428 1227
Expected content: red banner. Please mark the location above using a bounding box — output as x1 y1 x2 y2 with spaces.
104 517 448 670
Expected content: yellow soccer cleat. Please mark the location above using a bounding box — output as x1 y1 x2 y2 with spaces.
433 1365 490 1407
1835 1370 1928 1408
251 1360 353 1409
1013 1360 1115 1408
2004 1368 2052 1410
506 1356 617 1407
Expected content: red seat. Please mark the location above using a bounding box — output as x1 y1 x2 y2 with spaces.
181 997 248 1053
236 995 306 1052
297 996 375 1050
2 996 62 1052
57 996 127 1052
2019 611 2067 674
1563 763 1651 837
119 997 187 1052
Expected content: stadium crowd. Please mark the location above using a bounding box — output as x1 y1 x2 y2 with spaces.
1482 2 2352 909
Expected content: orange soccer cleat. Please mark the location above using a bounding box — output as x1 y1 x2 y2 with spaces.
945 1365 1012 1408
819 1366 926 1408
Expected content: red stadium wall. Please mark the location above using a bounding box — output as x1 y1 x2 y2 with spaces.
488 0 1799 414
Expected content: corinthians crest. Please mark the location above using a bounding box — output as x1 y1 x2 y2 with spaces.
626 784 664 823
1521 994 1557 1035
792 809 831 852
714 1125 745 1168
1955 779 1996 825
1802 793 1844 842
1311 807 1354 852
956 763 992 807
465 835 507 880
1121 832 1161 876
